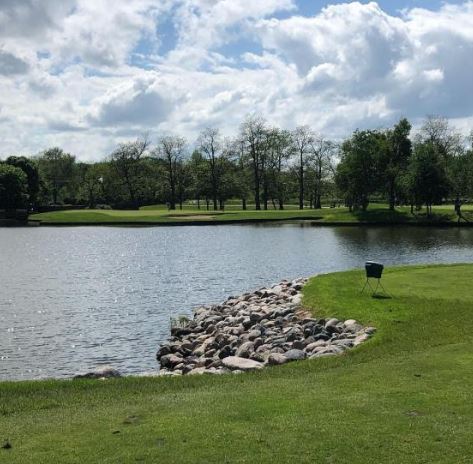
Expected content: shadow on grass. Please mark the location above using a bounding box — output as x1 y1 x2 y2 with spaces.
371 294 392 300
352 207 455 224
351 208 411 223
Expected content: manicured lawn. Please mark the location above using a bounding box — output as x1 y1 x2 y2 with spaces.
2 264 473 463
28 203 471 225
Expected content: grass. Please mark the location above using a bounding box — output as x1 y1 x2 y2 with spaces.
28 203 473 225
2 264 473 463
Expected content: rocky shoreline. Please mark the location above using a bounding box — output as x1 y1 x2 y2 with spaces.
156 277 376 376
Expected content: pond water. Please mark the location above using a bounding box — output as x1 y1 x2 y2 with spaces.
1 224 473 381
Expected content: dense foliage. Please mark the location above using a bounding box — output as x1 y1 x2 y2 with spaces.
1 115 472 213
0 164 28 210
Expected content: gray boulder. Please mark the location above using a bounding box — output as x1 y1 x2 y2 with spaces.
222 356 264 371
267 353 288 365
235 341 254 358
283 349 306 361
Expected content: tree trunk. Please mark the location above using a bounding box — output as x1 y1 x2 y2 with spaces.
242 198 247 210
254 183 261 210
388 181 395 211
299 153 304 209
53 184 58 204
263 180 268 210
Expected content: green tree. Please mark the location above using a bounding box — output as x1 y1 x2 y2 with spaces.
154 135 187 210
291 126 314 209
335 130 381 211
381 118 412 210
228 137 252 210
419 116 463 168
265 128 293 210
77 163 106 208
407 142 450 216
187 150 209 209
308 136 337 209
5 156 40 206
198 127 225 211
0 164 28 210
239 115 267 210
37 147 76 204
110 138 150 209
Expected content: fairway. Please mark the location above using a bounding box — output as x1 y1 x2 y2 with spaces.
2 264 473 463
29 204 473 225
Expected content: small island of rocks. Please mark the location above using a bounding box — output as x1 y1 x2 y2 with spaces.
157 278 376 375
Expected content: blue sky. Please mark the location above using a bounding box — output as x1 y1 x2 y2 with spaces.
0 1 472 160
296 0 467 16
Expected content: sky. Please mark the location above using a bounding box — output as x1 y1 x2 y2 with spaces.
0 0 473 161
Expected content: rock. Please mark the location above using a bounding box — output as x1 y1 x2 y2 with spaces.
156 345 171 360
285 328 302 342
182 365 194 374
250 352 268 363
73 367 121 380
188 367 207 375
325 318 339 329
292 340 305 350
160 354 183 369
248 329 261 341
235 341 254 358
313 332 330 342
344 321 363 333
332 339 354 348
205 324 216 334
283 349 306 361
222 356 264 371
354 334 370 346
253 338 264 350
270 346 285 354
313 346 343 357
256 343 272 353
249 312 262 322
267 353 288 365
205 348 217 357
170 327 192 337
180 341 194 352
305 340 327 352
218 345 233 359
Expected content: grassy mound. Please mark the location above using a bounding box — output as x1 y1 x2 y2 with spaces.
1 264 473 463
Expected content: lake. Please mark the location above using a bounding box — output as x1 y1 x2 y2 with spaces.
1 224 473 380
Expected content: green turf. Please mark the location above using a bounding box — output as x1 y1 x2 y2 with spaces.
2 264 473 463
28 204 473 225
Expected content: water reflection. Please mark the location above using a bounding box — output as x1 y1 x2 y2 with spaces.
1 224 472 380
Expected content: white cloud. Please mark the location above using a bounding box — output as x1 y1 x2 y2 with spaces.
0 1 473 160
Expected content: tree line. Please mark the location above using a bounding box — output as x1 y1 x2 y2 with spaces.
1 115 472 215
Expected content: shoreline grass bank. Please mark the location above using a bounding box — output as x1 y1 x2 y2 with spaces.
2 264 473 463
27 204 473 226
